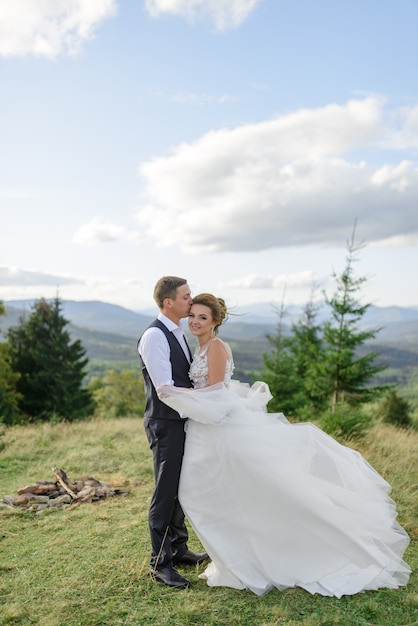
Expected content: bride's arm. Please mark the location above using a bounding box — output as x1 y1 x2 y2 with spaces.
207 339 228 386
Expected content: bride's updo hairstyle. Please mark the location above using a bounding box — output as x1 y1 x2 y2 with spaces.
192 293 228 335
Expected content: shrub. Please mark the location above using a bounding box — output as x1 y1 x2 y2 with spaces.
379 388 412 428
320 402 372 440
89 369 145 419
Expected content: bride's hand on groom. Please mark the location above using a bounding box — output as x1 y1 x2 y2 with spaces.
157 385 171 399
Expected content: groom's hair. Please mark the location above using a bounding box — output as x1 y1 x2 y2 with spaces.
153 276 188 309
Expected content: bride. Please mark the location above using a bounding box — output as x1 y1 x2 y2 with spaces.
157 293 411 597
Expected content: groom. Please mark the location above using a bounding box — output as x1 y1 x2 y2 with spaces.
137 276 208 588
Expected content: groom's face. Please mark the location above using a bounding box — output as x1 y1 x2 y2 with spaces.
170 283 193 321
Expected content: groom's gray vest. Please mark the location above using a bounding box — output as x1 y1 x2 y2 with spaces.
138 319 192 422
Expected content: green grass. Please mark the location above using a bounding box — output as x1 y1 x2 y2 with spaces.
0 418 417 626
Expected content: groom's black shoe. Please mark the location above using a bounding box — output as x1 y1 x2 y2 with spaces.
150 566 190 588
173 549 209 566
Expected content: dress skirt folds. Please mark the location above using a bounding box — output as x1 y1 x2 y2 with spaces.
158 380 411 597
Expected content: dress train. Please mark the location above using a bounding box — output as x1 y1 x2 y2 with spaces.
158 377 411 597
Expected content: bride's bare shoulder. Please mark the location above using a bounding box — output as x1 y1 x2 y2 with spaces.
208 338 231 355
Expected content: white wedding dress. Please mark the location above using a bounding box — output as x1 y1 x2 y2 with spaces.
158 339 411 597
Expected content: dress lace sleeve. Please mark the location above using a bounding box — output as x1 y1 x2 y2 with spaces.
189 338 234 389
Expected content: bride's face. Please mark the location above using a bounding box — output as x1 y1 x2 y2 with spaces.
188 303 214 342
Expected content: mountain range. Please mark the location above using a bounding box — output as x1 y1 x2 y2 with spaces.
1 299 418 382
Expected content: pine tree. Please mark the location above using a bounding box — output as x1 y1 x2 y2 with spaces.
260 291 325 418
259 226 388 423
379 388 412 428
0 301 22 424
287 296 325 416
318 227 387 414
7 297 93 421
259 300 299 415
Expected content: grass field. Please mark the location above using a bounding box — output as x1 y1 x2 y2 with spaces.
0 417 417 626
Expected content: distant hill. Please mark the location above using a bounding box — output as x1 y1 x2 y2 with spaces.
1 300 154 338
2 299 418 383
237 301 418 325
4 298 418 334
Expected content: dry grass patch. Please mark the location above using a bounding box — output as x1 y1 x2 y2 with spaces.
0 417 417 626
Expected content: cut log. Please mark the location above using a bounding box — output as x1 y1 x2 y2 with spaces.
18 482 57 495
52 467 77 499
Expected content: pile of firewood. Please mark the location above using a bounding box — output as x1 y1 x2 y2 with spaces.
1 467 129 514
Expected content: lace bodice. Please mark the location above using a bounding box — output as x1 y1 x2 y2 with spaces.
189 338 234 389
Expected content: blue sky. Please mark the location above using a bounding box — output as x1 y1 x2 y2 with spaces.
1 0 418 314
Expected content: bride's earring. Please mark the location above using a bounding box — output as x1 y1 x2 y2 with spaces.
211 326 216 337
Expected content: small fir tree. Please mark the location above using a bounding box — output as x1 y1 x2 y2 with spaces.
0 302 22 424
260 290 325 419
379 388 412 428
7 297 93 421
259 300 300 416
259 225 389 425
287 296 325 417
318 225 388 414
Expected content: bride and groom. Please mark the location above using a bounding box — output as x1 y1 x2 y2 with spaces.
137 276 411 596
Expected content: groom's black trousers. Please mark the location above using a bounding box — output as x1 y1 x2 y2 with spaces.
144 418 189 569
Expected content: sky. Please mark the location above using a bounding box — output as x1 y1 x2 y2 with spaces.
1 0 418 315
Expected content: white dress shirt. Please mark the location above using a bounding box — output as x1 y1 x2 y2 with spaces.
138 313 191 390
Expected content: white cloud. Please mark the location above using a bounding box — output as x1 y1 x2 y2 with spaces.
144 0 262 30
369 233 418 249
135 97 418 254
221 271 320 290
0 0 117 58
0 267 83 287
73 217 140 246
370 161 416 192
0 272 151 312
379 103 418 150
